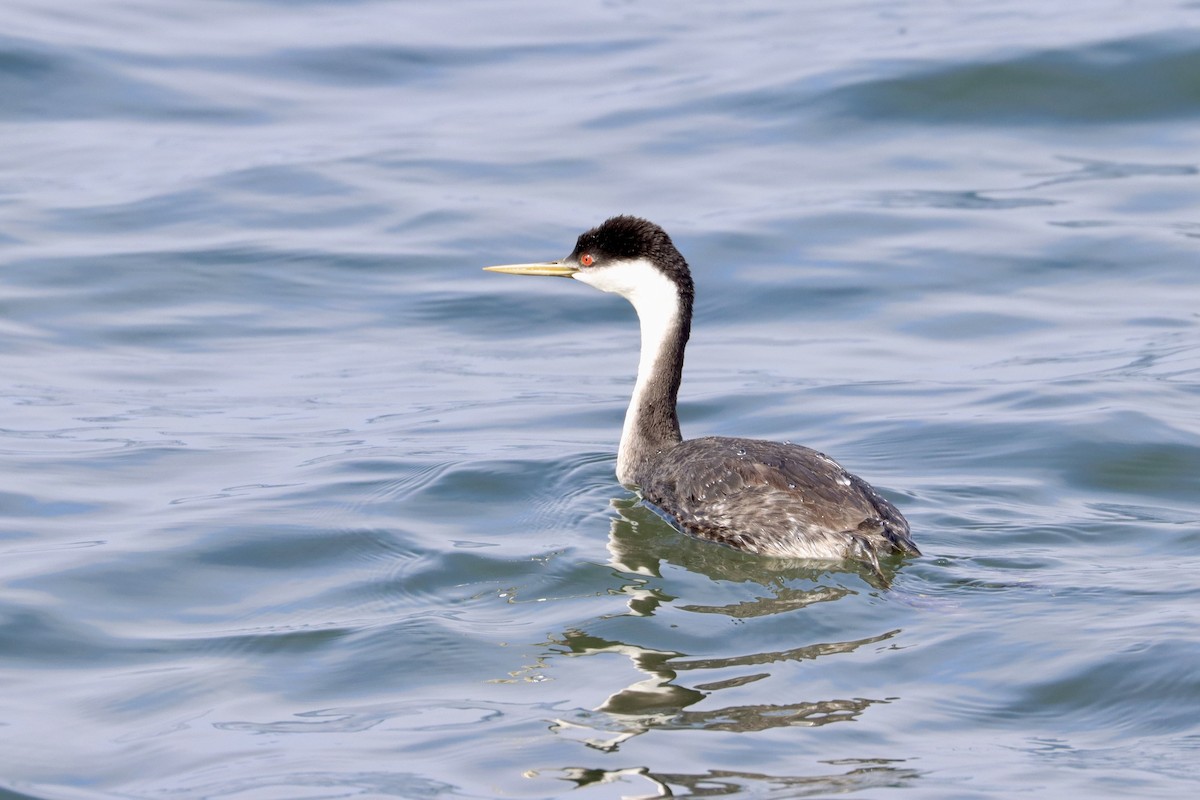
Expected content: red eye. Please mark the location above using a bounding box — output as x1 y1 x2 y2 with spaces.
580 253 594 267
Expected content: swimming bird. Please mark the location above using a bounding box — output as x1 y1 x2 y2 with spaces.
484 216 918 574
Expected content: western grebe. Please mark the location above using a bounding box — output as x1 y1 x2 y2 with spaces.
484 216 918 574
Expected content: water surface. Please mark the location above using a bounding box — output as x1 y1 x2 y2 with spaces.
2 1 1199 798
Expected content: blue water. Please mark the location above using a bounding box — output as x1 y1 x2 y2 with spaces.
2 1 1199 797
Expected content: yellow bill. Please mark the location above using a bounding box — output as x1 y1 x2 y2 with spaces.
483 261 577 277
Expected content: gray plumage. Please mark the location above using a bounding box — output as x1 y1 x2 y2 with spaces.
637 436 918 575
485 215 919 575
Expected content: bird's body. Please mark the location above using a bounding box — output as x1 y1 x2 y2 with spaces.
485 215 918 573
639 436 915 571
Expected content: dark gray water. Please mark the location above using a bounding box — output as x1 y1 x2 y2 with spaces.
2 1 1199 798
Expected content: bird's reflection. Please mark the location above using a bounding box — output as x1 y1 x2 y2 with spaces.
546 624 900 752
548 760 920 797
506 493 913 758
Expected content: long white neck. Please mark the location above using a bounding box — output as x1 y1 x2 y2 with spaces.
574 258 689 485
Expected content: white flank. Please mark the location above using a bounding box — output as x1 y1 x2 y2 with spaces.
574 258 680 484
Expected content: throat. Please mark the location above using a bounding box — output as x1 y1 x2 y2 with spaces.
615 285 689 485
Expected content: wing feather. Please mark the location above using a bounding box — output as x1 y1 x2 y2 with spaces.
638 437 918 566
